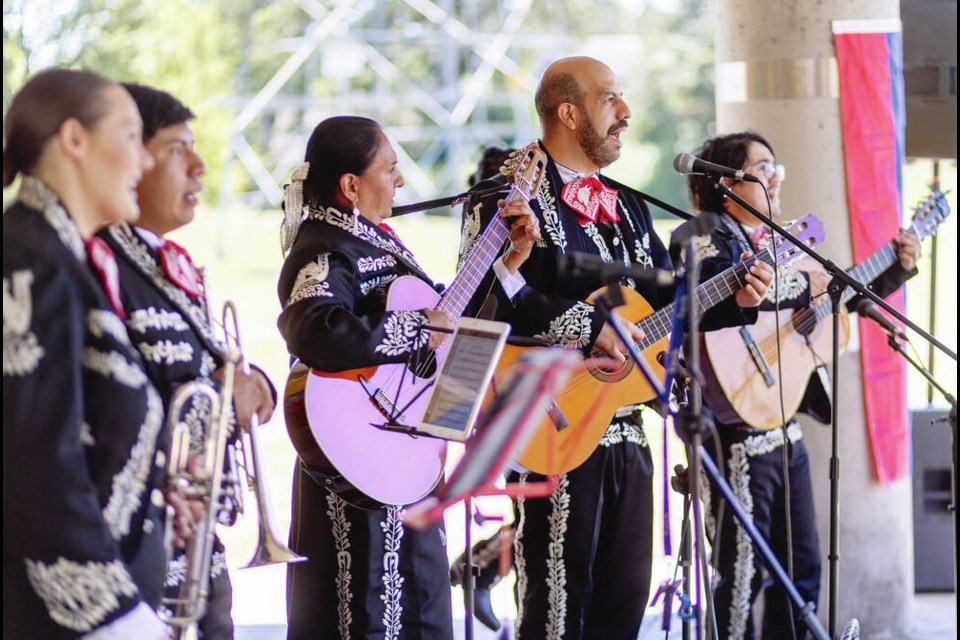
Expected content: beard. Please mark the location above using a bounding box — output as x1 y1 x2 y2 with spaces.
577 117 624 168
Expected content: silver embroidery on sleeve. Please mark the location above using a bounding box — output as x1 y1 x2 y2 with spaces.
374 310 429 356
82 348 148 388
138 340 194 365
534 301 594 349
87 310 132 346
126 307 190 333
2 270 46 376
359 274 399 299
765 267 809 303
381 506 405 640
24 557 139 632
102 387 163 539
286 254 335 307
691 234 720 262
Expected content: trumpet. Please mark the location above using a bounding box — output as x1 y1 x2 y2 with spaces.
163 301 304 638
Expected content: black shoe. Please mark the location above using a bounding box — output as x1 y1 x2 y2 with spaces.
473 584 500 632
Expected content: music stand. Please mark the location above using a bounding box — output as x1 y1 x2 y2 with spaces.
405 348 583 640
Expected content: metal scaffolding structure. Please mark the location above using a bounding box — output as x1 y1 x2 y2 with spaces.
216 0 594 211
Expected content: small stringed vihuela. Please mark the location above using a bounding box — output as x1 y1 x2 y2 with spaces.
500 214 825 476
702 192 951 430
284 144 547 509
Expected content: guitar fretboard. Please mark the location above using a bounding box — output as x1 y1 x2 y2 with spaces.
437 179 533 320
636 249 774 349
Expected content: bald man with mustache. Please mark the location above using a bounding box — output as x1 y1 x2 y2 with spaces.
459 57 772 639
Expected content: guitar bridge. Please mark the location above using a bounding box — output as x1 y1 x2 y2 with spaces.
358 374 408 425
739 327 775 387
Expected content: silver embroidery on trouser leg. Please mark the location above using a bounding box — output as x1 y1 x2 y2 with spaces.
545 474 570 640
513 474 529 640
325 492 353 639
725 424 802 640
380 506 405 640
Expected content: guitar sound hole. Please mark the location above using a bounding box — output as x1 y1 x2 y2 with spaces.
584 348 634 383
791 308 817 337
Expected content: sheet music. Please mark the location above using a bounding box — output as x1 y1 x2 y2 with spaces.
422 327 501 433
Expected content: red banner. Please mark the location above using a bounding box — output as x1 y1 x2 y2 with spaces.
834 25 908 484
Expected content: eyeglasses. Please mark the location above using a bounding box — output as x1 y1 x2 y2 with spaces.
744 161 786 182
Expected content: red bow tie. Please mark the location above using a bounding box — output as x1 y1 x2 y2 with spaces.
561 176 620 225
748 226 771 251
158 239 204 299
85 237 125 319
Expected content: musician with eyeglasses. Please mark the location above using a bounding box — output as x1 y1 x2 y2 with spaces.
98 83 277 638
672 131 921 640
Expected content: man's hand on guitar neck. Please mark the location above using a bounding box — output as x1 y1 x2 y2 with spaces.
734 251 774 307
500 198 541 273
895 229 921 271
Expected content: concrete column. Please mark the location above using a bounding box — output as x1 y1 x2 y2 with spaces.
714 1 914 637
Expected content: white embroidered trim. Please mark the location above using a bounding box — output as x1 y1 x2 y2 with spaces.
165 547 228 587
633 231 654 269
545 474 570 640
19 177 86 262
199 351 218 378
374 310 429 357
725 423 803 639
309 207 424 273
766 267 809 303
598 419 649 448
2 269 46 376
691 234 720 262
534 301 594 349
286 254 335 307
513 474 529 640
102 387 163 539
380 506 405 640
459 201 484 263
210 549 227 580
25 557 138 632
80 422 96 447
138 339 194 366
357 255 397 274
538 176 567 252
126 307 190 333
107 225 218 348
359 274 399 299
82 348 148 388
87 310 131 346
325 492 354 639
582 223 614 262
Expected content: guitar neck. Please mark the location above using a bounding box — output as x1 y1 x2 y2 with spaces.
636 250 773 348
436 184 521 319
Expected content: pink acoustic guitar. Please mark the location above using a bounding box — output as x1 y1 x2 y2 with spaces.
284 144 546 509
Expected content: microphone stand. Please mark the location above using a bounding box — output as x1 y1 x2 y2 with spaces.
710 178 955 637
391 184 508 217
880 331 958 594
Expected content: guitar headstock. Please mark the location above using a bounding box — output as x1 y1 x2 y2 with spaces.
502 143 548 201
768 213 826 267
910 191 952 240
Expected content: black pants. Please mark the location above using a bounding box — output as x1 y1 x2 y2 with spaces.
511 417 654 640
286 463 453 640
164 540 234 639
705 422 821 640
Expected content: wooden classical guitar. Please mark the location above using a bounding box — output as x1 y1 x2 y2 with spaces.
500 214 824 475
284 144 546 509
702 192 950 430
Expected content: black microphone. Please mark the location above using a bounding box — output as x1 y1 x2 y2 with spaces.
856 299 907 340
673 152 761 183
657 352 692 388
559 253 675 287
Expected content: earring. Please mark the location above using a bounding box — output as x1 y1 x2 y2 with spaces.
351 202 360 235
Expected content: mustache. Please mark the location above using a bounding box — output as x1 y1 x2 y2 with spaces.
608 120 629 135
